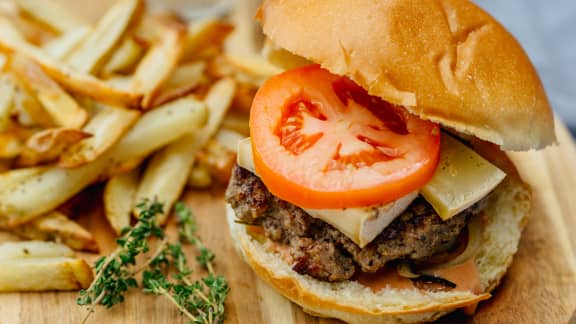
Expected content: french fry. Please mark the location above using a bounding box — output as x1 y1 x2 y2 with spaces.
110 157 143 176
0 19 141 107
150 61 206 107
226 54 283 80
109 97 206 167
10 77 54 128
215 128 245 152
164 61 206 89
221 112 250 136
131 16 186 108
181 18 234 62
12 0 85 33
0 97 207 225
150 84 198 108
106 75 132 90
0 75 15 132
42 25 91 60
101 36 144 77
133 134 202 225
187 163 213 189
224 0 261 58
7 14 56 45
130 13 157 43
10 55 88 129
18 128 91 166
200 78 237 141
133 79 235 222
10 122 36 139
104 168 138 234
0 240 74 260
59 104 140 168
0 166 46 194
0 53 6 70
206 54 235 79
131 76 231 215
197 83 249 184
0 159 11 173
196 140 236 183
66 0 142 74
0 240 92 292
0 133 22 159
231 81 257 113
25 128 90 153
0 257 93 291
3 211 99 252
0 15 26 40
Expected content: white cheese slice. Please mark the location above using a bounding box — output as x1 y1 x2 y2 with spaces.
305 192 418 247
236 138 417 247
420 133 506 220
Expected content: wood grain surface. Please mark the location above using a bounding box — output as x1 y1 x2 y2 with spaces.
1 1 576 323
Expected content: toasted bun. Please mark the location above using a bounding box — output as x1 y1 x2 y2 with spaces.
226 149 530 323
257 0 556 151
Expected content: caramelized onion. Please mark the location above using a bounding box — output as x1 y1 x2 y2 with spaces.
396 262 457 291
412 275 457 292
395 214 484 292
425 214 483 271
396 262 420 279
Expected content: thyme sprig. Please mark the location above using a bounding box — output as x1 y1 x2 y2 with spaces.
174 202 215 272
77 200 228 324
77 200 165 322
142 202 227 324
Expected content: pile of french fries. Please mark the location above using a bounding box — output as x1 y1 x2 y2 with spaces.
0 0 281 291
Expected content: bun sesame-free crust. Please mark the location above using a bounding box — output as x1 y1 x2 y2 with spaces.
257 0 556 151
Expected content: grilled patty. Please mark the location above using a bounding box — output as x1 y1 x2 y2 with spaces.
226 165 478 282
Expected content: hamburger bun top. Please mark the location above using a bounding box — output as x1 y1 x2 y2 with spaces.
257 0 556 151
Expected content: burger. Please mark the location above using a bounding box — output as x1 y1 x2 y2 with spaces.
225 0 556 322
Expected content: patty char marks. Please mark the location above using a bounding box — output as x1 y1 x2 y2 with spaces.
226 165 476 282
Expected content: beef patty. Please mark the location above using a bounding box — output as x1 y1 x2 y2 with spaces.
226 165 479 282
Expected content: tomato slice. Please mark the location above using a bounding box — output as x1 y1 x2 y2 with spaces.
250 65 440 209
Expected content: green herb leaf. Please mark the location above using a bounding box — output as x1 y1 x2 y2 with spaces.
78 200 229 324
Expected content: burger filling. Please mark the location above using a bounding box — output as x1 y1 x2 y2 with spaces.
226 165 485 282
233 64 505 289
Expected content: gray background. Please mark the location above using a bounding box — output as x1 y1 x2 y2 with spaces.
475 0 576 133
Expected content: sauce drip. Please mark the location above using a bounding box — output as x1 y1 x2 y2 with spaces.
355 258 481 294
